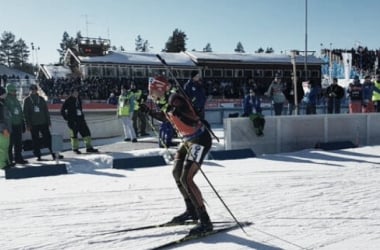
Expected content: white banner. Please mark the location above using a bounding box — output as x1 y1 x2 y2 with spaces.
342 52 352 80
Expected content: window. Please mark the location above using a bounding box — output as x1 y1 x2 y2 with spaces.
234 69 243 77
224 69 233 77
212 69 223 77
204 69 212 77
264 70 273 78
244 70 253 78
254 69 263 77
133 67 146 77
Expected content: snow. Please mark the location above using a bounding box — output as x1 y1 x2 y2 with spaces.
0 128 379 250
78 51 196 67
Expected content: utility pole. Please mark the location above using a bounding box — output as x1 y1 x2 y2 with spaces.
291 50 299 115
304 0 308 81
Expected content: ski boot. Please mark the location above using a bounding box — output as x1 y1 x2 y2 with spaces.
170 199 199 224
189 211 213 236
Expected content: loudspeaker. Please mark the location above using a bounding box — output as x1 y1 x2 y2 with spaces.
5 164 67 179
209 148 256 160
113 155 167 169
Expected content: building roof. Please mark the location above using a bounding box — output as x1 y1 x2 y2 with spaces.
77 51 197 67
0 64 35 79
38 64 72 79
185 51 325 65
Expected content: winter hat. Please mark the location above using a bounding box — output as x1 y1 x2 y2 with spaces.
0 86 6 96
149 75 170 94
29 84 38 91
191 70 199 78
6 83 17 93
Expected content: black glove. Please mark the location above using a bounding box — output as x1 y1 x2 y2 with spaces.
139 103 151 114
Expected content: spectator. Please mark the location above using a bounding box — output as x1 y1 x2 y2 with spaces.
184 70 207 119
23 84 62 161
347 76 363 113
0 87 11 170
372 74 380 112
362 75 374 113
107 93 118 105
60 87 98 154
325 77 345 114
130 82 149 137
118 85 137 142
265 74 286 116
242 88 261 116
5 83 28 165
302 81 318 115
284 76 304 115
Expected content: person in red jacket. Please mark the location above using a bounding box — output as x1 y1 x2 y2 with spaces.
141 75 213 236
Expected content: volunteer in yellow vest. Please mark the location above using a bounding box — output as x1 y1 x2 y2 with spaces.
118 85 137 142
372 74 380 112
130 82 148 137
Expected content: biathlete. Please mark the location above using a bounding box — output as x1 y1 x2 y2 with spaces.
141 75 213 235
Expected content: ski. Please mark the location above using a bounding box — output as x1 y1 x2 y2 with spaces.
77 220 237 237
90 220 197 236
149 221 252 250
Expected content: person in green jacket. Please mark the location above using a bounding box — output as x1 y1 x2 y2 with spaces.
0 86 11 169
23 84 62 161
372 74 380 112
117 85 137 142
5 83 28 165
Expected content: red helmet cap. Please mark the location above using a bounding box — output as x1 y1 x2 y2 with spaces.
149 75 170 94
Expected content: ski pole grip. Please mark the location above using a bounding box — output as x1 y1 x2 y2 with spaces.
156 54 167 65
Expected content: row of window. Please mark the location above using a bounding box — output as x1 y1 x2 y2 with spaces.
80 64 320 80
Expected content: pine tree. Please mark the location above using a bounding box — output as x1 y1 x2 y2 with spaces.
234 41 245 53
57 31 77 64
0 31 16 66
135 35 144 51
255 47 264 53
163 29 187 52
12 38 29 67
265 47 274 53
135 35 150 52
203 43 212 52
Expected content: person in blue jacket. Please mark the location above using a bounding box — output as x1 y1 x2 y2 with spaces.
302 81 318 115
184 70 207 119
242 88 261 116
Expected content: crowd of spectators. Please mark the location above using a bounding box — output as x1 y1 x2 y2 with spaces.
37 76 268 103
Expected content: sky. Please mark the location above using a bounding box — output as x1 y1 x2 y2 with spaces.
0 128 379 249
1 0 380 65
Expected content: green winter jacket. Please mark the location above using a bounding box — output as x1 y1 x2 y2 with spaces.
5 94 25 126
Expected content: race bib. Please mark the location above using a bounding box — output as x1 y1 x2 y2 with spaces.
186 144 204 163
14 109 19 115
76 109 82 116
34 106 40 112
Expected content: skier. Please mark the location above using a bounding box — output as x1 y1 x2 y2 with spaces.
141 75 213 235
60 87 98 154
